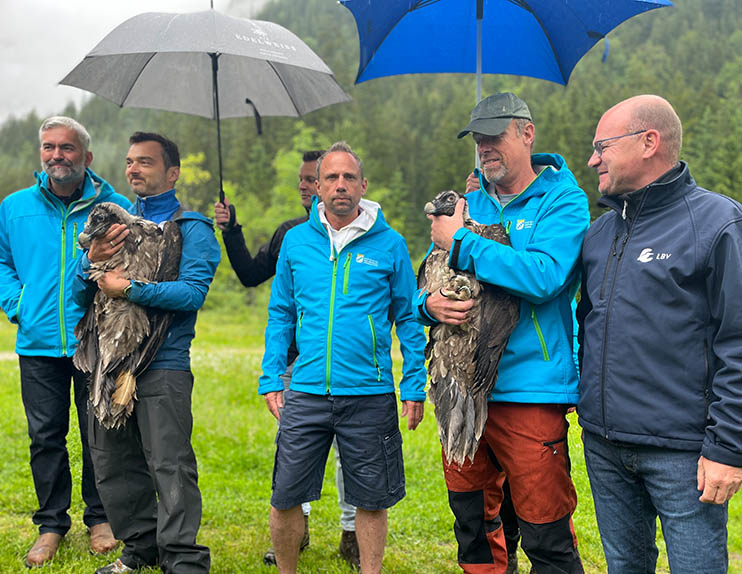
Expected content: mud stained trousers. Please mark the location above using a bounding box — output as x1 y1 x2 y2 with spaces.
443 403 583 574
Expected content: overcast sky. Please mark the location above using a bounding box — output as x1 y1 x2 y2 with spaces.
0 0 268 122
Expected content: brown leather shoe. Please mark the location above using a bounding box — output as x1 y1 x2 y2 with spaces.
89 522 119 555
24 532 63 568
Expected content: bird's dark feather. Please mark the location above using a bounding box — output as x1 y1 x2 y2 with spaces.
74 203 182 429
420 190 520 466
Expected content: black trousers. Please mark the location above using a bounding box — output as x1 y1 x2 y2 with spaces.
88 369 210 573
19 355 106 535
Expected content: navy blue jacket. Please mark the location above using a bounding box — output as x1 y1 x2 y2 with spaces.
578 162 742 467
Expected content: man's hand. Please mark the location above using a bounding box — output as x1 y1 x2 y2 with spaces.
401 400 424 431
96 268 130 298
425 290 474 326
428 198 466 251
697 456 742 504
465 171 480 194
88 223 129 263
264 390 284 421
214 197 238 231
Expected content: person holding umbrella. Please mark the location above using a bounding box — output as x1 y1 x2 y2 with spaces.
72 132 220 574
0 116 128 568
214 150 361 569
416 93 589 574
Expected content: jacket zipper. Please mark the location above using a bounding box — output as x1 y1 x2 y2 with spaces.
297 311 304 346
530 305 550 361
58 206 70 356
343 252 352 294
325 256 339 392
72 222 78 259
368 315 381 381
16 284 26 322
599 194 649 434
599 233 619 300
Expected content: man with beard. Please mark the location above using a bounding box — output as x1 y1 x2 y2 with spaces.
73 131 220 574
416 93 589 573
214 150 360 569
0 116 129 567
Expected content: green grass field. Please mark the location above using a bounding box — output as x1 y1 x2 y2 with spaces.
0 309 740 573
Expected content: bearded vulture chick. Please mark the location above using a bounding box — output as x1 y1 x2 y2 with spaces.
419 190 520 466
74 202 182 429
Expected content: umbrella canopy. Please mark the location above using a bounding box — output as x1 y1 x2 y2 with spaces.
61 10 351 208
340 0 673 87
61 10 350 119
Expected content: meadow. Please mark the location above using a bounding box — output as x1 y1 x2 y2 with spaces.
0 309 739 573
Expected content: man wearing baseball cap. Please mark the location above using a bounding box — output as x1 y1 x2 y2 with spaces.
415 93 590 573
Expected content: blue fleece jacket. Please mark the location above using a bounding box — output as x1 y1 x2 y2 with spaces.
0 169 131 357
259 200 427 402
414 154 590 404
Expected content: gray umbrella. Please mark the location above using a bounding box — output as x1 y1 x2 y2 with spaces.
61 9 351 206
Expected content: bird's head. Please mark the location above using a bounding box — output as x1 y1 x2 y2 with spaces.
424 190 471 222
78 202 132 249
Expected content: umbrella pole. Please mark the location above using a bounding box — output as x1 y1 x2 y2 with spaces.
211 52 236 227
475 0 483 169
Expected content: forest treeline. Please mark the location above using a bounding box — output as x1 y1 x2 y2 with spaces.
1 0 740 298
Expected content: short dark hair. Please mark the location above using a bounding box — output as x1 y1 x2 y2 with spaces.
302 150 324 163
129 132 180 168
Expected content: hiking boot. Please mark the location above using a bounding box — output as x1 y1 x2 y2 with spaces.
505 551 518 574
94 558 134 573
263 514 310 566
338 530 360 570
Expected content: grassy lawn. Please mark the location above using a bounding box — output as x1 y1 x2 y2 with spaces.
0 309 740 573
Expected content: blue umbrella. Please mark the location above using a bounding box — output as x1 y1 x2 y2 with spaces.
340 0 672 97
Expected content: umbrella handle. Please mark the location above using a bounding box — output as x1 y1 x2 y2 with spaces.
227 203 236 229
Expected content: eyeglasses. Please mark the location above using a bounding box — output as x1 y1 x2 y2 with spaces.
592 130 647 158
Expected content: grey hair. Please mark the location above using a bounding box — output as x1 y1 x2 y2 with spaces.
39 116 91 153
316 141 364 180
514 118 535 149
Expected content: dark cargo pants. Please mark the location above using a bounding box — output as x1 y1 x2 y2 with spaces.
88 369 210 573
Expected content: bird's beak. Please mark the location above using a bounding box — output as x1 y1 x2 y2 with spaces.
424 201 437 215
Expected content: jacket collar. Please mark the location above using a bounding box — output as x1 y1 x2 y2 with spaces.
598 161 691 219
135 188 180 224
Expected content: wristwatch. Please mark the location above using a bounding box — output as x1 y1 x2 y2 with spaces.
123 282 132 299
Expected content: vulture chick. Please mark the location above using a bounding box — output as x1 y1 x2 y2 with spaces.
74 202 182 429
420 190 520 466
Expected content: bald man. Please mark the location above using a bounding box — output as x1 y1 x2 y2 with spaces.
577 95 742 574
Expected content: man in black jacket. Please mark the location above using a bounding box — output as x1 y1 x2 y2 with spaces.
214 150 360 569
578 95 742 574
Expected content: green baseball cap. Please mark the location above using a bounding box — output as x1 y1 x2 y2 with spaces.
457 92 532 139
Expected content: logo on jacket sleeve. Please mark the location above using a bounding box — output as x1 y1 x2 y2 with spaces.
637 248 672 263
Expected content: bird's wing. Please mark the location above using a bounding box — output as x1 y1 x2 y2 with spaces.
472 283 520 395
73 304 99 374
133 221 183 378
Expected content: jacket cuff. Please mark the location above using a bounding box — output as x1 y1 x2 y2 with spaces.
400 388 427 402
414 289 438 326
258 376 283 395
701 440 742 468
448 227 471 270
